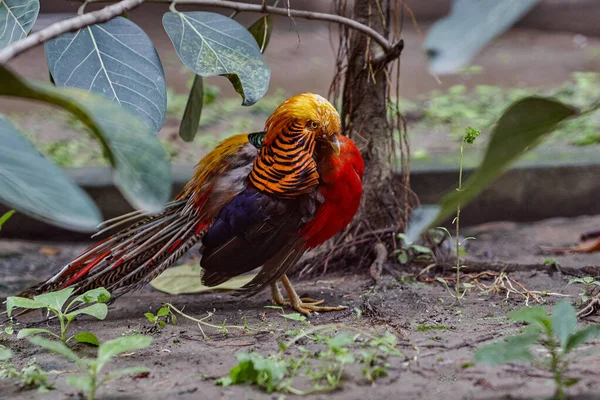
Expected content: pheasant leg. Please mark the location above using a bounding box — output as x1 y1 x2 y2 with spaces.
272 274 347 317
270 280 324 306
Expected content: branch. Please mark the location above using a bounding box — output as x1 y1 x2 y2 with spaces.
0 0 145 64
89 0 402 54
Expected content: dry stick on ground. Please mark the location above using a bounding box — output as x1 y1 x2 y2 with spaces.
577 294 600 318
419 270 570 305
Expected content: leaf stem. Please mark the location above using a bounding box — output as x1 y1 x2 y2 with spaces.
455 142 464 301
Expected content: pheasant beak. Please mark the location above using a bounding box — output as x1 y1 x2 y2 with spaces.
328 135 341 155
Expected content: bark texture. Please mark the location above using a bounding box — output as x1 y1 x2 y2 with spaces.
342 0 402 230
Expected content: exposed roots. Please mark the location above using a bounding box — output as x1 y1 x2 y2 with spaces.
293 0 417 278
369 242 388 282
577 291 600 318
418 271 570 306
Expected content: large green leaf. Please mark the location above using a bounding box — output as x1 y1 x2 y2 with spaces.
424 0 541 74
162 11 270 106
551 301 577 348
0 66 171 213
5 296 46 317
475 330 540 365
247 14 273 53
179 75 203 142
33 287 74 311
565 325 600 354
150 264 257 295
45 17 167 134
29 336 81 364
0 116 101 231
406 97 577 242
66 303 108 321
96 335 151 371
0 0 40 49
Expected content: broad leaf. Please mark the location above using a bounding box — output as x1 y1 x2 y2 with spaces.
66 303 108 321
97 335 152 370
72 287 111 304
66 375 93 392
424 0 541 74
510 306 551 333
45 17 167 134
551 301 577 348
156 307 169 317
162 11 270 106
247 15 273 53
279 313 306 322
0 346 12 361
102 366 149 383
0 66 171 213
565 325 600 354
0 117 101 231
5 296 46 317
33 287 74 311
150 264 257 294
406 97 577 241
29 336 81 363
0 0 40 49
0 209 15 230
73 332 100 346
16 328 53 339
475 330 540 365
179 75 203 142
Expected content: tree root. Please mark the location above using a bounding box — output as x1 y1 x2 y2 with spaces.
368 242 388 283
577 294 600 318
418 271 570 305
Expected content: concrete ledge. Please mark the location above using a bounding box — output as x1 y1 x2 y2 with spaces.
1 158 599 241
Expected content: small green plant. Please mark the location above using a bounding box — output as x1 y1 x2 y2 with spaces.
568 277 600 304
415 324 449 332
144 306 176 329
29 335 150 400
6 287 111 345
0 209 15 232
475 301 600 400
164 303 269 339
394 232 434 265
451 126 480 300
544 258 561 267
216 327 402 394
0 347 54 392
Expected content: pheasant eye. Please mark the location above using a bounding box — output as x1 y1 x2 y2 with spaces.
311 121 318 129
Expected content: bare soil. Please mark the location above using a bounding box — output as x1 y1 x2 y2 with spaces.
1 215 600 399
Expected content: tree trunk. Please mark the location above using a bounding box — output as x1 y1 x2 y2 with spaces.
342 0 401 230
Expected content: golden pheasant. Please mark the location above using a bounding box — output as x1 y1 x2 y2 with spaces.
18 93 364 316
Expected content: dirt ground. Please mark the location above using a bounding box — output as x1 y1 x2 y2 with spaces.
1 215 600 399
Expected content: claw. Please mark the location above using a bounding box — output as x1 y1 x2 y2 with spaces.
270 275 347 316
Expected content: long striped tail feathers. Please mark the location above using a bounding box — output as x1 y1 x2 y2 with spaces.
18 198 207 301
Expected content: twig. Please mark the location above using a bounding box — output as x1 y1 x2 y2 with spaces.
85 0 401 54
0 0 145 64
577 294 600 318
369 242 387 283
437 259 600 278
